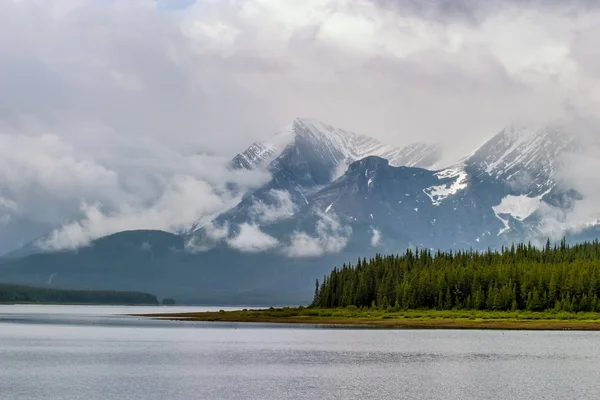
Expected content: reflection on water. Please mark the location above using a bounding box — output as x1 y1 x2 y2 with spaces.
1 305 600 400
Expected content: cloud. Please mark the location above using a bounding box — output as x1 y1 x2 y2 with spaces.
0 125 269 252
184 221 230 253
0 0 600 251
532 125 600 239
249 190 298 223
0 133 122 223
38 176 239 251
373 0 600 25
282 232 324 258
226 223 279 253
284 212 352 257
4 0 597 154
371 228 382 247
204 221 231 241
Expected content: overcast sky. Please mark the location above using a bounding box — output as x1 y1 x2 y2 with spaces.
1 0 599 249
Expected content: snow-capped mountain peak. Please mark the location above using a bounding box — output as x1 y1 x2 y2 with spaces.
291 118 441 169
230 142 277 170
467 125 578 195
232 117 442 171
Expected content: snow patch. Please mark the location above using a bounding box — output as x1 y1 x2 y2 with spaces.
492 193 546 235
423 165 469 206
493 195 542 221
484 127 541 175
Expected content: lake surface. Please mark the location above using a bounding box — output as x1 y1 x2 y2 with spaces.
2 305 600 399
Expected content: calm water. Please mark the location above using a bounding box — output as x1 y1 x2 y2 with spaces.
1 305 600 399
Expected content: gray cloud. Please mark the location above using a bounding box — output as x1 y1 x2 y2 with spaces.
373 0 600 25
0 0 599 250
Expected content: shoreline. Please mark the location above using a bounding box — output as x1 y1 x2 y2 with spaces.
133 308 600 331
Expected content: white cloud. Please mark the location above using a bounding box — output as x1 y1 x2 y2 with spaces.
204 221 231 241
184 221 230 253
282 231 324 258
0 126 270 252
0 0 599 251
284 212 352 257
533 127 600 239
0 133 123 223
249 189 297 223
226 223 279 253
371 228 382 247
38 176 237 251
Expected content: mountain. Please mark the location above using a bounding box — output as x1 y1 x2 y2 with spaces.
468 125 577 196
231 142 278 170
0 229 343 305
207 123 588 254
198 118 441 231
465 126 582 240
231 118 441 171
0 214 55 256
213 124 583 250
1 120 596 305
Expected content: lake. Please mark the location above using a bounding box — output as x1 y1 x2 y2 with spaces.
1 305 600 399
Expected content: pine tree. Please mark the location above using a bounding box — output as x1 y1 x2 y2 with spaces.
312 279 320 307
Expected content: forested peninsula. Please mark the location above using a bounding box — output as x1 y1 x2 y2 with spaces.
313 239 600 312
0 284 159 305
146 240 600 330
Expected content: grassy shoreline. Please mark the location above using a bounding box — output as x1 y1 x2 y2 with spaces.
134 307 600 330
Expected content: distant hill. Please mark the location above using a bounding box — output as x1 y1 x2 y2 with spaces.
0 228 354 305
0 283 158 305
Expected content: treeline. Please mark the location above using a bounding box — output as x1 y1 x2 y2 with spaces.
313 240 600 312
0 284 159 305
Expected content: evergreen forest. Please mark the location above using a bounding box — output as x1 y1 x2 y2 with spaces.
0 284 159 305
312 240 600 312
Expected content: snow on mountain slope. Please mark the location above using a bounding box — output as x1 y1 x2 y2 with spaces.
421 125 580 212
423 164 469 206
492 193 547 235
232 118 441 171
493 194 544 221
467 126 578 195
290 118 440 169
385 142 442 169
231 142 277 170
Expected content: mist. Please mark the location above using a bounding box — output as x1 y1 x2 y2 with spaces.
1 0 599 251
